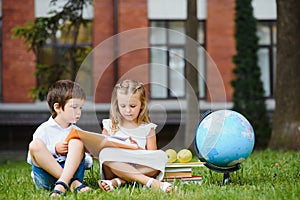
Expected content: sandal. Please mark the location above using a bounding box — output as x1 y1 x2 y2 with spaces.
50 181 69 197
145 178 173 193
69 178 91 193
98 178 121 192
145 178 155 188
160 182 173 192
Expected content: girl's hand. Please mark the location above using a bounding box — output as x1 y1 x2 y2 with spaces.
55 141 68 156
129 137 138 145
129 137 144 150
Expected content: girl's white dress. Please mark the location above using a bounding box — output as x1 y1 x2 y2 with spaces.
98 119 167 180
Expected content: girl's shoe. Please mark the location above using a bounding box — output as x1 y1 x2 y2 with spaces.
98 178 121 192
145 178 173 193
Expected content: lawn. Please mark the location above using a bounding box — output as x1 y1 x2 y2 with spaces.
0 149 299 200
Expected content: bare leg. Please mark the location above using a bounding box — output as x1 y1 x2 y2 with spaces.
135 165 160 177
102 163 159 180
99 164 127 191
104 161 169 190
56 139 84 182
55 139 90 193
99 163 160 192
29 139 63 178
30 139 90 196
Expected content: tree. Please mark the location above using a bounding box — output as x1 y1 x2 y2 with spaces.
12 0 92 100
269 0 300 150
232 0 271 148
185 0 200 148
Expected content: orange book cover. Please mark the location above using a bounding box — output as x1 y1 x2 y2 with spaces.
65 128 139 157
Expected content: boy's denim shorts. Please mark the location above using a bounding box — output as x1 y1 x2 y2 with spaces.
30 156 85 190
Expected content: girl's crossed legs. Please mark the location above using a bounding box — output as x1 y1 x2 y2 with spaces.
99 161 172 192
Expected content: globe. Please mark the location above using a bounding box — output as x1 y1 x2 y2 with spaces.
194 110 255 168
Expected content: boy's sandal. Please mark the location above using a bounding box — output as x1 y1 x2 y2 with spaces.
98 178 121 192
69 178 91 193
50 181 69 197
145 178 173 193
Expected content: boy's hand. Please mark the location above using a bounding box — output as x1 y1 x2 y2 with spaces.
55 141 68 156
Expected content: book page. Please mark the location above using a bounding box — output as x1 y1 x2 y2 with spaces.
66 128 138 157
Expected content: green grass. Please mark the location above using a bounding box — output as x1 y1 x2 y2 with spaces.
0 149 299 200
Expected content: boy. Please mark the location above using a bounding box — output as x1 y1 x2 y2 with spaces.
27 80 92 197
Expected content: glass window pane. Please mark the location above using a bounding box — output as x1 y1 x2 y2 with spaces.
77 21 93 44
57 21 93 44
38 46 54 65
150 21 167 45
168 21 185 45
198 47 206 98
257 48 270 96
150 48 168 98
257 22 271 45
169 48 185 97
151 47 167 63
150 64 168 98
198 21 205 44
76 55 93 100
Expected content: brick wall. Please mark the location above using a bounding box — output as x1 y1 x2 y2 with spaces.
206 0 236 102
2 0 35 102
118 0 149 83
93 0 115 103
93 0 148 103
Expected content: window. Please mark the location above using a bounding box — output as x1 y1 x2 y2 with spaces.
37 21 93 99
35 0 94 100
149 20 206 99
257 21 276 98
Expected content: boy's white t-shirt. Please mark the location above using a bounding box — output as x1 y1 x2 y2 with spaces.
27 116 93 169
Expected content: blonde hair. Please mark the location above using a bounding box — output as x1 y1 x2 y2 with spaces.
110 79 150 133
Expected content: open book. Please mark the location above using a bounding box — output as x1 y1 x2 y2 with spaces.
65 128 139 158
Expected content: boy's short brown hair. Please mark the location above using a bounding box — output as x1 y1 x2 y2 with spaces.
47 80 86 118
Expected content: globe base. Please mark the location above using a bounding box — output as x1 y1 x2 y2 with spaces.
201 158 241 185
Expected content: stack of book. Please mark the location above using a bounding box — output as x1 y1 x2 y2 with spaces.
164 167 193 178
163 161 204 184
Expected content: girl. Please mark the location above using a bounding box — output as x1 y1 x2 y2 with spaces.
98 79 172 193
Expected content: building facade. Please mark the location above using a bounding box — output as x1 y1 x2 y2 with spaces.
0 0 277 150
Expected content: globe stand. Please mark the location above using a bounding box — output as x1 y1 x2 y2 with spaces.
223 172 230 185
201 161 240 185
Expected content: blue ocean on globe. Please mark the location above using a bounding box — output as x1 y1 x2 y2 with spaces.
195 110 255 168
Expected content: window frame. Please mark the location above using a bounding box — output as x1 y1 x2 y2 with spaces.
149 19 206 100
257 20 276 98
